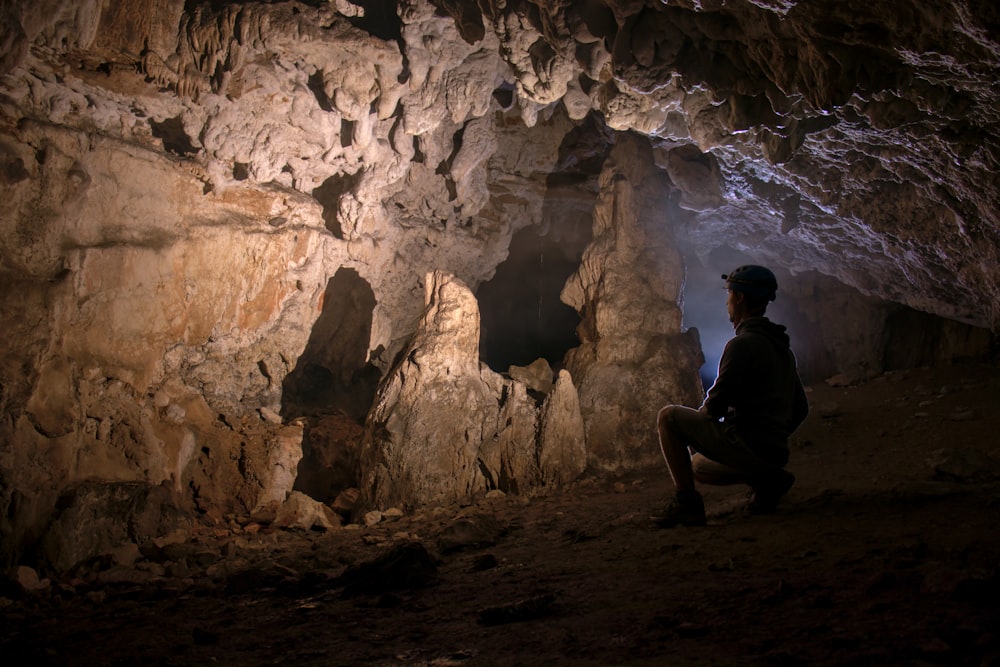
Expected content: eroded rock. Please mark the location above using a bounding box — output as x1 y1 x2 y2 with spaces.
360 270 587 508
0 0 997 567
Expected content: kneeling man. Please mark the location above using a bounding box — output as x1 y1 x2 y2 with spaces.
654 265 809 527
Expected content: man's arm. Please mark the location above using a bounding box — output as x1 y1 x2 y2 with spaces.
700 338 740 419
788 373 809 432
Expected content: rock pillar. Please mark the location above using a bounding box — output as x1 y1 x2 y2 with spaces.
359 271 586 509
561 134 704 470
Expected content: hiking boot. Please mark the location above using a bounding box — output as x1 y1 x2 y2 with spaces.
651 490 707 528
745 469 795 514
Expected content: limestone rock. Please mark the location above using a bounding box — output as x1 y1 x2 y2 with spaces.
508 358 555 395
360 270 588 508
37 481 188 573
538 370 587 486
360 271 496 507
562 135 704 469
15 565 50 593
1 0 998 566
331 487 362 518
929 448 1000 484
272 491 341 531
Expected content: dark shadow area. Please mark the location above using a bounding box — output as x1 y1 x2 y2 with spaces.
341 0 402 42
428 0 485 44
312 173 362 238
882 306 995 371
478 112 610 372
149 115 198 157
478 223 590 372
281 268 379 421
282 268 380 503
306 71 333 112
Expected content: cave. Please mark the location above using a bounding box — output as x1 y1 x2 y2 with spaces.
478 221 589 373
281 267 379 421
1 0 999 664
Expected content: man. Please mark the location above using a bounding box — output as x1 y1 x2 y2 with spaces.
653 265 809 527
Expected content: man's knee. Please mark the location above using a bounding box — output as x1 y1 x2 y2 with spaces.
657 405 679 431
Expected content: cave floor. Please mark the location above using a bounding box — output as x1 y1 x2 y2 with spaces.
3 363 1000 666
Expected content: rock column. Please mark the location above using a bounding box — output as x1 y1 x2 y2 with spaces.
561 134 704 470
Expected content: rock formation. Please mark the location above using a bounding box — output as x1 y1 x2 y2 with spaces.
359 270 585 509
0 0 996 569
562 134 704 469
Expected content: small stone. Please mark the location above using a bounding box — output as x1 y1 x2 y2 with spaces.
929 448 1000 483
331 488 361 515
108 542 141 567
816 401 843 418
259 407 282 424
485 489 507 499
364 510 383 526
471 553 499 571
15 566 50 592
250 502 279 525
382 507 405 520
165 560 191 578
273 492 342 530
152 528 190 549
825 372 862 387
950 409 977 422
85 590 107 604
478 594 556 626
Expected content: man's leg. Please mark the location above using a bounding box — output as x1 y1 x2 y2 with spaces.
692 454 795 514
652 406 707 527
657 405 696 493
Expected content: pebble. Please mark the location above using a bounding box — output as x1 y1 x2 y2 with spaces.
15 566 50 593
949 408 977 421
816 401 843 418
259 407 282 424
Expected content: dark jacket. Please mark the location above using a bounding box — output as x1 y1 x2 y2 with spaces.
701 316 809 460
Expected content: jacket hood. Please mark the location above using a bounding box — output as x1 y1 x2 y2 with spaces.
736 316 790 348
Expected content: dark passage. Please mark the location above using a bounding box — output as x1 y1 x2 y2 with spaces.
281 268 379 420
478 223 589 371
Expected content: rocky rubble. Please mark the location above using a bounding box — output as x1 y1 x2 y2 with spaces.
0 363 998 665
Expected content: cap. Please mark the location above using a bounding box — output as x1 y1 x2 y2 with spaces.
722 265 778 302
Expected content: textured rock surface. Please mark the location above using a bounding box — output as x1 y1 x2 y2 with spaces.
563 135 704 468
359 270 585 508
0 0 997 566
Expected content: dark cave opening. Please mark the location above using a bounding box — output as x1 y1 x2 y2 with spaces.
281 268 379 421
281 268 380 504
341 0 402 43
478 223 590 372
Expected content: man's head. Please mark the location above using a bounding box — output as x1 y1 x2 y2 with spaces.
722 265 778 323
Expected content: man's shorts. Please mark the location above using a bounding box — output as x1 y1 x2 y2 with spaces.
660 405 785 480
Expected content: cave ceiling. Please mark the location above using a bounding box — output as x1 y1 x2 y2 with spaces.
1 0 998 329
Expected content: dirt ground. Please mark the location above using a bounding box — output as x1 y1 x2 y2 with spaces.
3 362 1000 666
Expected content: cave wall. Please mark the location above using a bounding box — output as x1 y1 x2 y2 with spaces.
0 0 997 569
